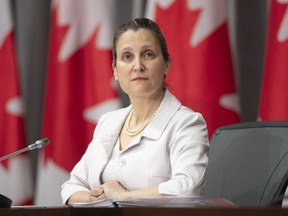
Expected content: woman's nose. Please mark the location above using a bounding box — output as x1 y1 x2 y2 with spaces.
133 58 144 72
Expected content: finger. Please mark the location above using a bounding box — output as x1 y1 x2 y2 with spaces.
90 187 104 196
112 181 127 192
104 181 126 191
89 193 107 202
102 181 127 199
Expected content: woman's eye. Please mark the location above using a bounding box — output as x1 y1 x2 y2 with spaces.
144 51 155 59
122 53 132 61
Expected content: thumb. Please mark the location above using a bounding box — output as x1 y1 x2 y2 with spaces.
91 187 103 196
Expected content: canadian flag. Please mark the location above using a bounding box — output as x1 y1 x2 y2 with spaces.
146 0 240 137
0 0 33 205
259 0 288 120
35 0 121 205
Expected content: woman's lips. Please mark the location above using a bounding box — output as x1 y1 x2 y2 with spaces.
132 77 148 81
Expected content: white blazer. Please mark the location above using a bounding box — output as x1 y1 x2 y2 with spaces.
61 90 210 204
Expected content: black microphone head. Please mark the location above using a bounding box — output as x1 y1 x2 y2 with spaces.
0 194 12 208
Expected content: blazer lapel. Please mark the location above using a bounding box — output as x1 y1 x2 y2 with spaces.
99 106 131 160
143 90 181 140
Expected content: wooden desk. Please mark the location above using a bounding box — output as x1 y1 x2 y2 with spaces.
1 207 288 216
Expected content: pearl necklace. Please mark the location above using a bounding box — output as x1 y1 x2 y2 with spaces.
125 106 159 137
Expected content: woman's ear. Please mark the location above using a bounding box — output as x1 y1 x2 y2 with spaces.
112 63 118 81
164 57 172 75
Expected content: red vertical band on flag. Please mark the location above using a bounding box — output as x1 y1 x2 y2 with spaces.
259 0 288 120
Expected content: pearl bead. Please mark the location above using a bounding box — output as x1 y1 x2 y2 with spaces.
124 106 159 137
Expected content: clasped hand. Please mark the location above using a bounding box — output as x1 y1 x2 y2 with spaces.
89 181 127 202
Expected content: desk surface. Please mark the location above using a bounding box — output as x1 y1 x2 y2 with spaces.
1 207 288 216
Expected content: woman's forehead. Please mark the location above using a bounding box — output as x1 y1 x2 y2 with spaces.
116 29 159 49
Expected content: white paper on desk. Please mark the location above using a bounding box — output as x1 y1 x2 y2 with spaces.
70 196 236 208
115 196 200 207
116 196 236 208
71 198 115 208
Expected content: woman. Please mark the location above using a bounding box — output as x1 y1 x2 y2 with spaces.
61 18 209 205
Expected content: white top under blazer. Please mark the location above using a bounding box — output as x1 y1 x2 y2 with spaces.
61 90 210 204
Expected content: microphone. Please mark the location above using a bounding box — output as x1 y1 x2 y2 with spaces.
0 138 50 208
0 138 50 162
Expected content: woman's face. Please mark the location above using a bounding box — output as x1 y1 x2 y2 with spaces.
113 29 171 98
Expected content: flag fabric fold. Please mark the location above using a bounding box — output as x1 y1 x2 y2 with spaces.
145 0 240 137
35 0 120 205
0 0 33 205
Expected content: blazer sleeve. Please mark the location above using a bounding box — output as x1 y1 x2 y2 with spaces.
60 142 92 205
158 110 210 196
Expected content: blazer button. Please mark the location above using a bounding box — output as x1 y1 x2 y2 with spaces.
118 159 126 167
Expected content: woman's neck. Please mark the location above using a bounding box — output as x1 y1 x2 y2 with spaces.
129 90 164 124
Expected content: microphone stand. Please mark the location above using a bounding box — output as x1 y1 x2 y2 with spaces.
0 138 50 162
0 138 50 208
